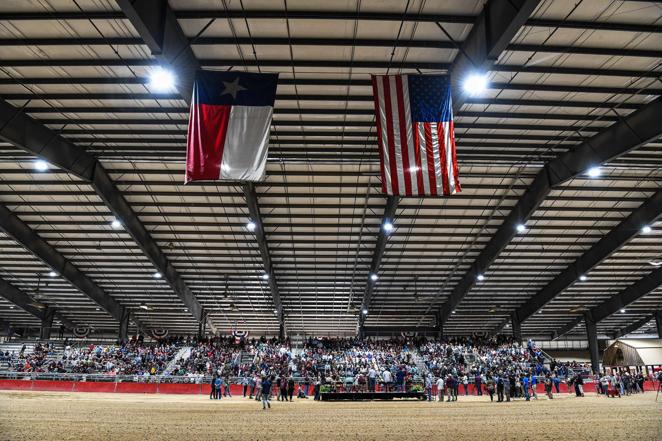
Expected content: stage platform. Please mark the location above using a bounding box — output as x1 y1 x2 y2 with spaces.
321 391 428 401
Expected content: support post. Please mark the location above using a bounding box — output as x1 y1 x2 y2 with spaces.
435 311 443 340
585 312 600 375
511 312 522 343
279 319 285 341
656 310 662 338
39 307 55 340
119 308 130 343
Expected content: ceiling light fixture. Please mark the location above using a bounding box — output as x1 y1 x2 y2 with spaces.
579 275 588 281
516 223 527 233
34 160 49 172
261 273 270 280
48 271 57 278
463 72 489 96
110 219 122 229
641 225 652 234
148 67 176 92
153 272 162 279
477 274 485 281
587 166 601 178
383 222 394 233
370 273 379 282
139 303 149 310
246 221 257 232
362 309 368 315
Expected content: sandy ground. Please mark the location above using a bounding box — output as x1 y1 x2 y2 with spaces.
0 391 660 441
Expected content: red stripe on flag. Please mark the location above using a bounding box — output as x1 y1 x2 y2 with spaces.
371 76 388 195
438 122 450 195
394 76 412 196
449 121 461 192
186 103 231 182
423 123 438 196
382 76 399 195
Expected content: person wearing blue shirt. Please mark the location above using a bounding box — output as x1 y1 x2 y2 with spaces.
261 376 272 410
396 368 406 392
522 374 530 401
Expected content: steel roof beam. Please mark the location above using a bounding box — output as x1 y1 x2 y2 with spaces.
3 9 662 34
116 0 200 106
0 276 76 329
440 97 662 323
554 267 662 339
243 183 284 325
507 188 662 328
0 100 206 330
0 201 134 326
448 0 542 113
611 314 655 339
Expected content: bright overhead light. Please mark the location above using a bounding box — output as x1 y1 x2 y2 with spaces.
110 219 122 229
463 72 489 96
34 160 49 172
370 273 379 282
516 223 527 233
579 274 588 281
587 166 601 178
148 67 176 92
95 308 100 311
246 221 257 232
538 310 543 314
383 222 394 233
273 309 278 315
641 225 652 234
48 271 57 278
451 310 456 314
153 272 162 279
362 309 368 315
261 273 270 280
620 309 626 313
477 274 485 281
9 306 14 309
139 303 149 310
184 308 188 312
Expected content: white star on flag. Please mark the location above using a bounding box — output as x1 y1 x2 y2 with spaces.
220 77 247 99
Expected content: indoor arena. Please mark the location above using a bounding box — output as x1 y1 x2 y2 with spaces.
0 0 661 440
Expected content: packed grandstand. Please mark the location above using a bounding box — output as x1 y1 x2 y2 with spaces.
4 335 645 395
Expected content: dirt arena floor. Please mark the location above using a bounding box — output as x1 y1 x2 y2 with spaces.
0 390 660 441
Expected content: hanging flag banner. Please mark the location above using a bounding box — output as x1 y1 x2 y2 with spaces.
185 70 279 183
371 74 460 196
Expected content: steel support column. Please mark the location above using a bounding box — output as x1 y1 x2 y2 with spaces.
39 307 55 340
511 313 522 343
585 312 600 375
656 311 662 338
119 308 130 342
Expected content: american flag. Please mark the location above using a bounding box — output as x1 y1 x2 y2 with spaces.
371 74 460 196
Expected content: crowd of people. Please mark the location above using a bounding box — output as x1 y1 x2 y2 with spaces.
2 334 659 408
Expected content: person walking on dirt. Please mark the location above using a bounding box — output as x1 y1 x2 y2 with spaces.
287 376 295 402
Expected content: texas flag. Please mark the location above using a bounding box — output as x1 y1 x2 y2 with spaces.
185 70 279 183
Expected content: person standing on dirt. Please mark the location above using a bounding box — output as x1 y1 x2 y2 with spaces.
436 375 445 402
210 374 217 400
287 375 295 402
261 376 272 410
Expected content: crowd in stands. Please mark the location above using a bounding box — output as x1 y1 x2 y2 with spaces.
2 334 658 404
6 337 183 376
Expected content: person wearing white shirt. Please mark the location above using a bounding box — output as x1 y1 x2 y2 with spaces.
436 376 445 402
368 367 377 392
382 369 392 392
